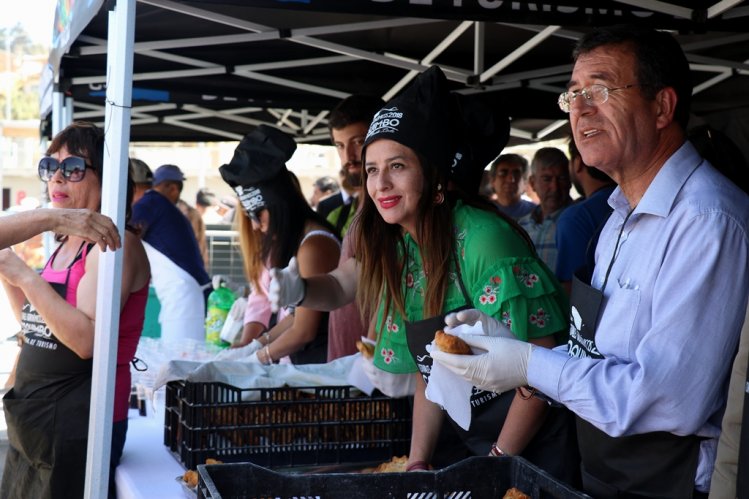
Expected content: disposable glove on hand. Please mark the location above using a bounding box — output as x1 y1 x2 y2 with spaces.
269 257 305 313
430 334 532 394
214 339 263 361
361 355 416 398
444 308 515 339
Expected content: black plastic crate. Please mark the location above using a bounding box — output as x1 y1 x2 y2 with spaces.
195 456 591 499
164 380 412 470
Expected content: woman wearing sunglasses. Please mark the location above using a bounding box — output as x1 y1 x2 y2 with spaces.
219 125 340 364
0 121 150 499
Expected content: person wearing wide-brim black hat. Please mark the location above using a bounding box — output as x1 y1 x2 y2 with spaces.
267 66 579 482
218 125 341 364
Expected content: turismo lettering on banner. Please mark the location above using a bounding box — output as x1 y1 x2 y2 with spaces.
367 0 658 20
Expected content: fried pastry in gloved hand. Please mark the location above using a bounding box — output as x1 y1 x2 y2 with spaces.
430 334 532 394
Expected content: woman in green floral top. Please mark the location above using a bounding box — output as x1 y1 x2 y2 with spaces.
269 67 579 483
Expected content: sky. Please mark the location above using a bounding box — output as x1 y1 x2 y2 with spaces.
4 0 57 47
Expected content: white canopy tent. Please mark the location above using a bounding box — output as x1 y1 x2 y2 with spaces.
40 0 749 497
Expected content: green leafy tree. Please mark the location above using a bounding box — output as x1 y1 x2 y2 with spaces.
2 24 47 119
1 24 44 55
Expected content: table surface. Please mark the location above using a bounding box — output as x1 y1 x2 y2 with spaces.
115 409 193 499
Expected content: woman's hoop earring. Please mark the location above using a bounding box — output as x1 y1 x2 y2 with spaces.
435 184 445 205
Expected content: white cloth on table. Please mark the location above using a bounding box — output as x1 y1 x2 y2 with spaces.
152 354 359 401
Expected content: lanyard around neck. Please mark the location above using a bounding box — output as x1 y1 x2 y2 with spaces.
600 207 636 294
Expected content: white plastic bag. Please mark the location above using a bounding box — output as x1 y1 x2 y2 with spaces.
219 296 248 344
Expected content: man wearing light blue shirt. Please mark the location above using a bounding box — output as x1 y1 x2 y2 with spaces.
432 24 749 498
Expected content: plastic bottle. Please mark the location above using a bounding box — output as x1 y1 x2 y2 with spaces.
205 277 236 347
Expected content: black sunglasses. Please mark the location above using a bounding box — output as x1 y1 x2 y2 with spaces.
38 156 95 182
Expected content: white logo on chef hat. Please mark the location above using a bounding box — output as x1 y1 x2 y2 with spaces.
234 185 265 213
366 107 404 140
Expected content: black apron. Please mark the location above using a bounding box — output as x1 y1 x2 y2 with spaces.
289 311 329 365
405 254 578 483
569 209 701 499
1 242 93 499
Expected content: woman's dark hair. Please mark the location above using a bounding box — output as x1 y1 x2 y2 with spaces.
260 172 339 269
46 121 136 232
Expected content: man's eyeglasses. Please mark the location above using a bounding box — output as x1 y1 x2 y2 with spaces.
558 84 641 113
38 156 95 182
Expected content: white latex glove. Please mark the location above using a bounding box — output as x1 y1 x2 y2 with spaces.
214 339 263 361
430 335 532 394
269 257 305 313
444 308 514 339
212 274 224 290
246 351 262 364
361 355 416 398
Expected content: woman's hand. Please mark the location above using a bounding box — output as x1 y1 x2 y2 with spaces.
0 249 36 288
52 209 121 252
215 340 263 361
268 257 305 312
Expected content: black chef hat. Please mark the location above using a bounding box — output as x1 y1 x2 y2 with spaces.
219 125 297 188
449 94 511 194
363 66 509 194
219 125 298 216
363 66 452 180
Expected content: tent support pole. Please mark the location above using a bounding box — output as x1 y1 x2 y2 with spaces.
83 0 135 497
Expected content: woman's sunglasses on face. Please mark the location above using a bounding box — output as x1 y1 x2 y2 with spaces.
38 156 94 182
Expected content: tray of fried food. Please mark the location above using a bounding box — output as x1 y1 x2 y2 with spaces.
503 486 531 499
177 458 223 494
359 455 411 473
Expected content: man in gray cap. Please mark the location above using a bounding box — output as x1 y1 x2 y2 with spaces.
131 164 211 342
129 158 153 205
